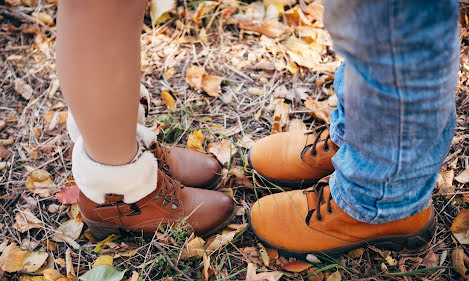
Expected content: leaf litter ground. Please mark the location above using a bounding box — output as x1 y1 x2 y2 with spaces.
1 1 469 280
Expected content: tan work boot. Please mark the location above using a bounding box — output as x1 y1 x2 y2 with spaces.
80 169 235 240
249 180 435 258
248 126 338 188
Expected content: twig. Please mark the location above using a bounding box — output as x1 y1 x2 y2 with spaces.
153 242 194 281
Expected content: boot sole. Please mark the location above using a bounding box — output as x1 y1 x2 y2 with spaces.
82 202 237 241
248 206 436 260
247 149 319 189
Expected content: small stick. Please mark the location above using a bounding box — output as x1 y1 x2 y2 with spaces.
153 242 193 280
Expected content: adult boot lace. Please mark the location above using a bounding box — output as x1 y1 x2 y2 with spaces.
301 126 331 158
304 182 333 225
155 172 183 210
149 142 171 173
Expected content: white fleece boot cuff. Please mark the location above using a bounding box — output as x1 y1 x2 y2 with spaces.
72 137 158 204
67 84 150 143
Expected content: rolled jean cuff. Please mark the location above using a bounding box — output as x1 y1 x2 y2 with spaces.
329 171 433 224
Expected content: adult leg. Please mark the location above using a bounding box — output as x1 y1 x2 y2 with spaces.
249 0 459 256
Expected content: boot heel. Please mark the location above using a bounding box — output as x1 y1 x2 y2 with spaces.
82 216 121 241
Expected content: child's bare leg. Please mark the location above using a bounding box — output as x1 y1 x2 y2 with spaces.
56 0 147 165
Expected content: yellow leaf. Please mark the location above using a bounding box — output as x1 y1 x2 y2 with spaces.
202 253 212 281
93 234 120 253
43 111 68 125
43 268 64 281
187 130 205 152
238 19 289 39
149 0 176 25
186 66 207 89
0 244 27 272
264 0 284 14
161 91 176 111
284 5 311 26
287 62 299 75
201 75 223 97
32 12 54 26
304 0 324 28
326 271 342 281
181 236 206 259
165 68 175 80
92 255 113 268
207 139 237 165
271 99 290 134
288 119 306 132
205 224 247 251
285 36 323 69
20 276 49 281
22 252 49 273
192 1 219 26
304 98 332 123
451 209 469 233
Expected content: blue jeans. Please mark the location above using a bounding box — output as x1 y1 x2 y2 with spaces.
326 0 459 223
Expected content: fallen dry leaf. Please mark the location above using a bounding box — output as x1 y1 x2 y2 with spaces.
206 224 248 251
208 139 237 165
304 0 324 28
22 251 49 273
32 12 54 26
0 243 27 272
128 271 139 281
43 268 64 281
186 66 207 89
202 253 213 281
52 219 84 249
239 19 289 39
239 134 255 149
257 243 269 267
455 169 469 184
385 255 398 266
285 36 322 69
283 261 312 272
451 209 469 233
245 263 283 281
192 1 219 26
202 75 223 97
326 271 341 281
0 145 11 159
187 130 205 153
271 99 290 134
284 5 312 26
150 0 176 24
93 255 113 268
13 208 44 233
452 247 469 279
43 111 68 126
437 169 454 196
422 250 438 268
346 247 364 259
15 79 33 100
288 118 307 132
161 91 176 111
55 181 80 205
25 168 54 198
181 236 206 259
304 98 333 123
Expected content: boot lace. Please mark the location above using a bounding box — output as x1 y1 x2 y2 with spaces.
149 141 171 173
301 126 331 158
304 182 333 225
154 172 183 210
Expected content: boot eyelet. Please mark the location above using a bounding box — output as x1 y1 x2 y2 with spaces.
327 208 333 215
323 145 330 152
162 195 172 206
171 199 181 210
316 215 323 222
311 150 318 157
154 189 164 200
